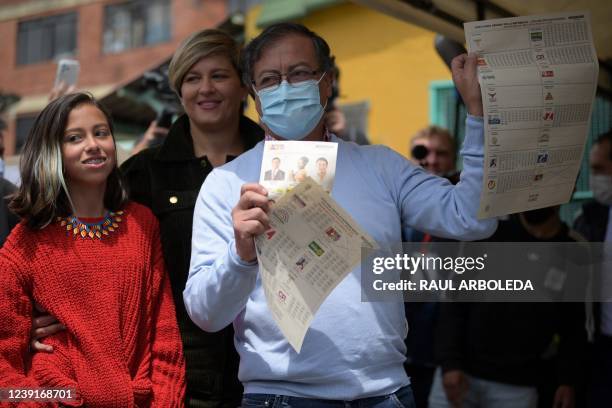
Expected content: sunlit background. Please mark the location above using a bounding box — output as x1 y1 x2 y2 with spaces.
0 0 610 222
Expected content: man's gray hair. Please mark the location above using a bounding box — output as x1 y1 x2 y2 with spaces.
241 22 334 90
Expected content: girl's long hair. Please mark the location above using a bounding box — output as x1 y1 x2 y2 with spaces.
10 92 127 229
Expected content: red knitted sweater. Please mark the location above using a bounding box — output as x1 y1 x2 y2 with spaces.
0 202 185 407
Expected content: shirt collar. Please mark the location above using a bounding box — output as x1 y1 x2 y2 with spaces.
264 127 332 142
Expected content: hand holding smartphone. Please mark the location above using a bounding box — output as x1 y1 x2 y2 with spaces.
55 59 80 87
156 109 174 129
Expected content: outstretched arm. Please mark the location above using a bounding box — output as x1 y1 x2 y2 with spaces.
393 54 496 240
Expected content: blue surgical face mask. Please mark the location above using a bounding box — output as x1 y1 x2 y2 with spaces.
255 73 327 140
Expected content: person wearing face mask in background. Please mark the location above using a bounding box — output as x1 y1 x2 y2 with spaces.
573 130 612 408
431 206 588 408
0 118 18 247
574 131 612 241
184 23 497 406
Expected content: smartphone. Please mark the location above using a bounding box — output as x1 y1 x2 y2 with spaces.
55 59 80 87
156 109 174 129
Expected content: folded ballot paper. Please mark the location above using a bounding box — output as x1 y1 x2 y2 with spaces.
254 178 378 352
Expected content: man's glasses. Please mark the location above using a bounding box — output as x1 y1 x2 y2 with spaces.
253 69 321 92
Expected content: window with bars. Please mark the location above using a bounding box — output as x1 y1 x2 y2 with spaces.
103 0 171 54
17 12 77 65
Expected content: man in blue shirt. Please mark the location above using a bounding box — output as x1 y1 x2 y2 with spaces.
184 23 497 406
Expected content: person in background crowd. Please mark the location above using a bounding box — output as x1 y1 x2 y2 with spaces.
0 118 19 247
184 22 496 406
131 119 170 155
410 126 458 183
323 64 369 145
0 177 17 247
406 125 458 242
431 206 587 408
573 130 612 408
405 125 459 407
0 92 185 406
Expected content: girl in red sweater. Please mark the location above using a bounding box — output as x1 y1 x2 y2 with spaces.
0 93 185 407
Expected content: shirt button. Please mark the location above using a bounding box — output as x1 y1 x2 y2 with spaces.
200 158 208 168
169 196 178 204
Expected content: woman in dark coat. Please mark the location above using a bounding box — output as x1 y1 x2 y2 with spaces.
120 29 263 407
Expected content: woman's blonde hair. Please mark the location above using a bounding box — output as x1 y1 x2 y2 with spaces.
169 29 242 97
10 92 127 229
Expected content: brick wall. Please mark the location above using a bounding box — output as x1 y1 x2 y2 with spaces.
0 0 228 155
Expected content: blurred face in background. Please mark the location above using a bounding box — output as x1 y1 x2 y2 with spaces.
180 54 246 133
325 106 346 135
411 134 455 176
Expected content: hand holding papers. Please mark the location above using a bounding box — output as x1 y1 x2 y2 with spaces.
231 139 340 270
464 11 599 218
254 178 378 352
232 183 271 262
451 53 484 117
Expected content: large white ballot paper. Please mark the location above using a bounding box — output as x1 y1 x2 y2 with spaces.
464 11 599 218
254 178 378 352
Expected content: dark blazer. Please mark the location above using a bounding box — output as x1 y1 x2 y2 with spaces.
435 218 587 388
121 114 263 407
574 200 609 242
0 177 18 247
